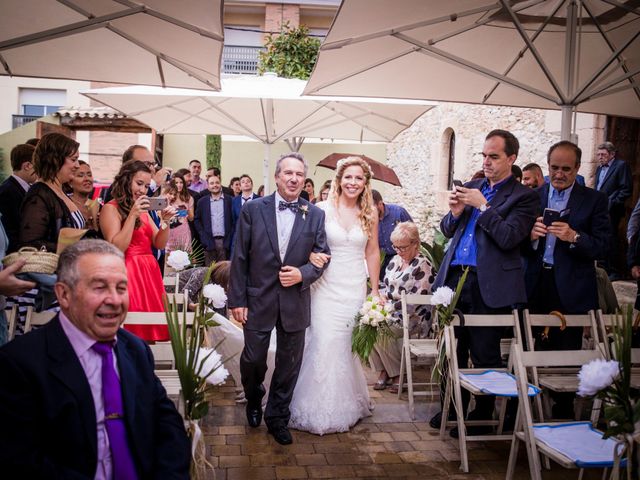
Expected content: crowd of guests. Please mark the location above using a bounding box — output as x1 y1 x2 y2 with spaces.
0 131 638 426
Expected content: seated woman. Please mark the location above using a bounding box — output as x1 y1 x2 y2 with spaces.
163 173 194 253
370 221 434 393
67 160 100 232
100 160 175 342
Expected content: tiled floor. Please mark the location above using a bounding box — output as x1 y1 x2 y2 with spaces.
200 369 605 480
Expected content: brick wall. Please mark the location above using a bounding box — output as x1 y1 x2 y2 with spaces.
265 3 300 35
88 130 138 183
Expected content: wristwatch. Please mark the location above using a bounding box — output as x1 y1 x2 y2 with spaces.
573 231 580 243
479 203 489 213
160 221 168 230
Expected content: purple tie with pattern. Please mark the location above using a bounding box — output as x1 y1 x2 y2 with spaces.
92 341 138 480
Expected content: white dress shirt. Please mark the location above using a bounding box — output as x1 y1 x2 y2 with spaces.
275 191 298 261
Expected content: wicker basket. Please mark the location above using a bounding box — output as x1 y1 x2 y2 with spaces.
2 246 59 274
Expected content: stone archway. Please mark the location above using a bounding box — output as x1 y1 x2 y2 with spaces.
440 127 456 190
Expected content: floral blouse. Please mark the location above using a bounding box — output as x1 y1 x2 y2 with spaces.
381 253 435 338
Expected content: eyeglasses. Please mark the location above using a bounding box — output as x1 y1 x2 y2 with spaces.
392 243 414 253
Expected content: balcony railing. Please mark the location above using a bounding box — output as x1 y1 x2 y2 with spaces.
12 114 41 129
222 45 265 75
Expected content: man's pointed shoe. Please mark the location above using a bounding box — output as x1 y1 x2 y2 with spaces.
268 424 293 445
246 404 262 428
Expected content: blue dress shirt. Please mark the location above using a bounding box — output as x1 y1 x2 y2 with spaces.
543 183 574 265
451 176 511 267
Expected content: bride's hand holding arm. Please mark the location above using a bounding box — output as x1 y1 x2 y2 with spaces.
365 213 382 300
309 252 331 269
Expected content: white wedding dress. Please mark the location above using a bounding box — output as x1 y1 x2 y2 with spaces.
288 201 372 435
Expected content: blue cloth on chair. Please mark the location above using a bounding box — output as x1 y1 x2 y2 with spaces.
533 422 626 468
459 370 540 397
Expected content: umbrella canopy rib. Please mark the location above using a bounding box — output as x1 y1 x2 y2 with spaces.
401 34 559 104
322 2 502 51
601 0 640 16
500 0 567 102
270 102 330 144
577 65 640 103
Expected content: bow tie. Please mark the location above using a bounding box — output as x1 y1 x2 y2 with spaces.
279 200 299 213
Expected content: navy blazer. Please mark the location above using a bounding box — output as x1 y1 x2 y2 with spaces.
194 193 233 252
595 158 632 210
230 193 259 249
434 176 539 309
0 317 190 479
524 182 610 313
228 194 330 332
0 176 28 252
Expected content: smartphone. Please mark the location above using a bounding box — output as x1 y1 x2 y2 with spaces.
177 209 188 217
451 179 463 189
148 196 168 210
543 208 570 226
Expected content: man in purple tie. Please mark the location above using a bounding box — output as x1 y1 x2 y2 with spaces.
0 239 190 479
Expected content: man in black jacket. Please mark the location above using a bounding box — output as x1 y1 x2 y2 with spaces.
0 143 36 251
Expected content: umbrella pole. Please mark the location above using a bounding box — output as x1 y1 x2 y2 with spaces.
561 0 578 142
560 105 573 141
263 143 271 195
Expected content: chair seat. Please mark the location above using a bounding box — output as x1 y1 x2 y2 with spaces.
459 370 540 397
408 339 438 357
532 422 624 468
539 374 579 392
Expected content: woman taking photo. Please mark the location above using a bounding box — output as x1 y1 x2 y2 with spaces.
371 221 434 393
100 160 176 341
164 172 194 253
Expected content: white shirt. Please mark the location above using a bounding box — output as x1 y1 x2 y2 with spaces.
275 191 297 261
11 174 30 192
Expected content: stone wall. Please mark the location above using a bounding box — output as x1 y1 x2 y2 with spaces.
384 102 602 243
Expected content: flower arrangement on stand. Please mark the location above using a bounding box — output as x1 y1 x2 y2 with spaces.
164 263 230 479
429 267 468 382
166 249 191 271
577 305 639 479
351 296 395 362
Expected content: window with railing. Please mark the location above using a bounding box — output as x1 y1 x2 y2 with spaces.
222 45 265 74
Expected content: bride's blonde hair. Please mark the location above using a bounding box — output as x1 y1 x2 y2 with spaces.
329 157 376 237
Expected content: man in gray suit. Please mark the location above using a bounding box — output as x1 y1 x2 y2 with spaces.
228 152 330 445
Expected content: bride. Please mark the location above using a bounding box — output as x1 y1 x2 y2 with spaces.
288 156 380 435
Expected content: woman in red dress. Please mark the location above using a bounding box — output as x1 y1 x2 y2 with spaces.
100 160 176 341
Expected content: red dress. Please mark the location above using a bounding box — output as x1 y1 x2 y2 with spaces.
111 202 168 341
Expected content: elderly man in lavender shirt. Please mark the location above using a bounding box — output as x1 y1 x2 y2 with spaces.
0 240 190 479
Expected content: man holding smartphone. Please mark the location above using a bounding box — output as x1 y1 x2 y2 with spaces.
524 141 610 418
432 130 538 436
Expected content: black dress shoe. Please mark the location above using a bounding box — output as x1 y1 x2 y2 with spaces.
449 424 493 438
246 404 262 428
429 410 457 429
268 424 293 445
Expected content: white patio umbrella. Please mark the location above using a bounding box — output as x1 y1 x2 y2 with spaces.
0 0 223 90
304 0 640 139
82 74 435 191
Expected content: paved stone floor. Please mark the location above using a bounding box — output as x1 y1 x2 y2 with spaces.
200 367 606 480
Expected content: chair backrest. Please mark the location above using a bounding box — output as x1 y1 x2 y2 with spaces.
123 311 196 326
6 305 18 341
164 289 190 312
23 307 56 334
400 293 432 343
522 310 599 352
150 342 175 368
163 272 180 293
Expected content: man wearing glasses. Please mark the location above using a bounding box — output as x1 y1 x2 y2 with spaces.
431 129 538 436
372 189 412 280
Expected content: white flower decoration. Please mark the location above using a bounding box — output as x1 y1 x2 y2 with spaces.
577 359 620 397
166 250 191 271
193 348 229 385
203 283 227 309
431 286 455 307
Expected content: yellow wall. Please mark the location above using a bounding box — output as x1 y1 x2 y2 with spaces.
162 134 388 194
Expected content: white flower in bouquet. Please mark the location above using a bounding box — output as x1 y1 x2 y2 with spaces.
167 250 191 271
431 286 455 307
193 348 230 385
202 283 227 309
577 359 620 397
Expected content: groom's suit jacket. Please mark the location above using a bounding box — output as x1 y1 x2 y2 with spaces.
0 316 190 479
228 193 330 333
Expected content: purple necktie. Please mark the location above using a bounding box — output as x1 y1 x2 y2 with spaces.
92 341 138 480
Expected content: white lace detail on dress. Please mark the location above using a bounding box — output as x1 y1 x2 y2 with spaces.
289 202 372 435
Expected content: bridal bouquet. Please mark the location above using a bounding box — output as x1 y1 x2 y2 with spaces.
577 305 639 478
164 263 230 479
351 296 395 362
430 267 468 381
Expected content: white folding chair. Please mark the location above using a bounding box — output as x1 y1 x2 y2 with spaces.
522 310 600 420
23 307 56 334
149 342 182 397
396 293 437 419
6 304 17 341
162 272 180 293
164 289 190 312
506 343 615 480
596 310 640 389
440 310 523 473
